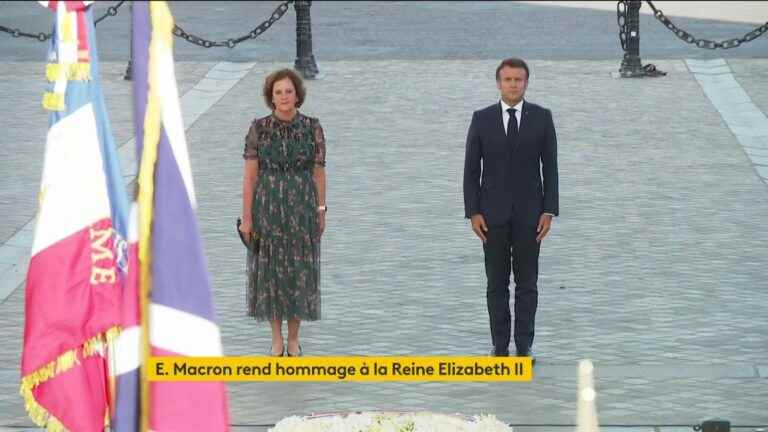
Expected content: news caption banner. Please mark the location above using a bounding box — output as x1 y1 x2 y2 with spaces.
149 357 533 382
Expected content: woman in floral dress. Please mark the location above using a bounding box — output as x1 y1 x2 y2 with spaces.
240 69 326 357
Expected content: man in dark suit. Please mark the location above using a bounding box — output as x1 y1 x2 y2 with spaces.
463 58 559 361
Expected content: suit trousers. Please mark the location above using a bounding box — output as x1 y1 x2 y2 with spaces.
483 218 540 355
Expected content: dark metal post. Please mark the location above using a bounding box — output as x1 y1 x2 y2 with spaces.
700 419 730 432
123 2 133 81
619 0 643 77
294 0 319 79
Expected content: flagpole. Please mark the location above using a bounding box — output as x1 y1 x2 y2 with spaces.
137 4 157 431
136 6 152 426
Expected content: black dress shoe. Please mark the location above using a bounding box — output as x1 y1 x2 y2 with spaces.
516 349 536 365
490 348 509 357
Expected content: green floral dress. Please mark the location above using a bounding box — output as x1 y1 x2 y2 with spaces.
243 112 325 321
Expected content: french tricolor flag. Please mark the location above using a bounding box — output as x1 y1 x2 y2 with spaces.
21 2 130 431
113 2 230 431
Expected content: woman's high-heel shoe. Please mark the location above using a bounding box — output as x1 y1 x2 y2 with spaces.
286 345 302 357
269 346 285 357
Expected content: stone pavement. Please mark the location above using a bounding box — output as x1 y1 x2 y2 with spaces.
1 57 767 430
2 2 768 431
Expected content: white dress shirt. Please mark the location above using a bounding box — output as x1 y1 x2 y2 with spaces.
501 99 524 136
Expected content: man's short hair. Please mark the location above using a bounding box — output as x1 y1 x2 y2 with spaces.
496 58 530 80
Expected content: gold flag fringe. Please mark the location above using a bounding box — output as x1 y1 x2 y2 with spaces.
45 63 92 82
19 326 121 432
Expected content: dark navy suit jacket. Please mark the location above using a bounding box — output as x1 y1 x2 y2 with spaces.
463 101 559 227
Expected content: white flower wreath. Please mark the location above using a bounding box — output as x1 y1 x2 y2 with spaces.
269 411 513 432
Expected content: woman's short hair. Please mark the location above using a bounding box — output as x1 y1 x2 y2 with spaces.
263 68 306 109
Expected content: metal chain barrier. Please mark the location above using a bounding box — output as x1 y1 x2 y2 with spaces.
0 1 125 43
172 0 293 49
94 1 126 26
646 0 768 49
0 24 51 42
2 0 293 51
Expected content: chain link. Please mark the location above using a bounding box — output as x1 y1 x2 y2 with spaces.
646 0 768 49
173 0 294 49
0 24 51 42
1 1 125 43
617 0 628 51
94 1 125 25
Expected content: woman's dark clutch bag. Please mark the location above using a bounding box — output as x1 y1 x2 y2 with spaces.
236 218 260 253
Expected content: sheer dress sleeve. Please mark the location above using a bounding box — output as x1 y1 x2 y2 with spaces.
243 121 259 160
313 120 326 167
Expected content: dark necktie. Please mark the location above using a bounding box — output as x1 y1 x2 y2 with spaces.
506 107 518 137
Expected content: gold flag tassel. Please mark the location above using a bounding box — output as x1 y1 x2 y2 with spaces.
42 92 65 111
